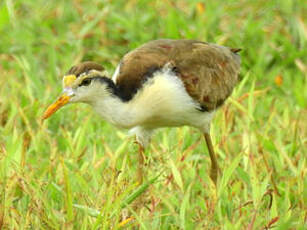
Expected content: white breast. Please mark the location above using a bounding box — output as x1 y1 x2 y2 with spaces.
127 67 214 131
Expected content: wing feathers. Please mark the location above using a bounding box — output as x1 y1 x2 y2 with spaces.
115 39 241 110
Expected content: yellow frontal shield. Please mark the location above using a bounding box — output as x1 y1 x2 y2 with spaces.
63 74 77 88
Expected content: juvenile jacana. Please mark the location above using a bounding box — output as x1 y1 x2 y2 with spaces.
43 39 241 184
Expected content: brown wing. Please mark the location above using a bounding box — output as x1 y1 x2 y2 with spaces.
115 39 241 110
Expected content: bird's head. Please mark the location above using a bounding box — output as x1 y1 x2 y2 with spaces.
42 61 112 120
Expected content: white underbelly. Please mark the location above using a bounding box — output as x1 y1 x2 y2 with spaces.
141 109 214 129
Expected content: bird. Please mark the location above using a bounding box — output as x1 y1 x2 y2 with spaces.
42 39 241 185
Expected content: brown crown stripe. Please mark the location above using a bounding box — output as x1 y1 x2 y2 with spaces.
67 61 104 77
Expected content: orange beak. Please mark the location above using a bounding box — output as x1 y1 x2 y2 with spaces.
42 94 71 120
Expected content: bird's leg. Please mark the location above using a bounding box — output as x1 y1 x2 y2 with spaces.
132 128 152 184
136 143 145 184
204 132 218 185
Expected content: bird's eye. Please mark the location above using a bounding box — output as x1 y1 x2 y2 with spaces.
80 78 92 87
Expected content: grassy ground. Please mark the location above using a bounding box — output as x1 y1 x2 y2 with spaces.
0 0 306 229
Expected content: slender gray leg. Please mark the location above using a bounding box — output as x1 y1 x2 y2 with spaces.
204 133 218 184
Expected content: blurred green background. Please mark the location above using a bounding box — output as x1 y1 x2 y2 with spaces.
0 0 306 229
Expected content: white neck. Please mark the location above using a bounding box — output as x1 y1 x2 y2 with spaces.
91 95 141 129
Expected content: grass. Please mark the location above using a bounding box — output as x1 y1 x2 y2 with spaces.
0 0 306 229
